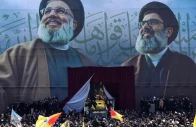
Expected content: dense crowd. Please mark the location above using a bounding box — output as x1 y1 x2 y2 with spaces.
139 96 194 114
0 96 195 127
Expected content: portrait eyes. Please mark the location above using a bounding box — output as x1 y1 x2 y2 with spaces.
56 8 67 14
139 19 163 29
41 7 73 17
44 7 67 15
148 19 161 25
44 8 51 15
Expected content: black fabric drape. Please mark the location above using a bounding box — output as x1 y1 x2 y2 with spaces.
61 66 135 110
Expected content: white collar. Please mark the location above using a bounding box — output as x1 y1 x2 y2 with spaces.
49 43 69 50
147 47 168 61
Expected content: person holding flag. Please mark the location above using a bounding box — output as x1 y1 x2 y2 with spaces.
10 109 22 127
110 108 123 122
82 117 85 127
35 112 61 127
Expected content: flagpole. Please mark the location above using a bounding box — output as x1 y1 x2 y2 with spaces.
82 117 85 127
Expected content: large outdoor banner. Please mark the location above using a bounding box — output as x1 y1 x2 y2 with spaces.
1 0 196 65
0 0 196 112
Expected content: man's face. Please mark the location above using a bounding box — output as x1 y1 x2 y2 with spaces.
42 0 73 31
135 13 168 54
38 0 76 44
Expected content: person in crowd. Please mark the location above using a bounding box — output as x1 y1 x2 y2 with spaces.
159 98 164 111
90 94 97 109
106 99 113 117
121 1 196 109
0 96 195 126
0 0 96 112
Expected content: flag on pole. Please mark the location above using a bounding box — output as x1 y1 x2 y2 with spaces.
47 113 62 125
194 115 196 127
110 108 123 122
35 112 61 127
63 74 95 114
35 115 49 127
10 109 22 127
82 117 85 127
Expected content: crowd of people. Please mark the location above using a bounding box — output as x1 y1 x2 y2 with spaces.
0 96 195 127
139 96 194 114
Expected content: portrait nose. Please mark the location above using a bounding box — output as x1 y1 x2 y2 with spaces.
48 10 58 17
140 22 151 34
142 22 150 29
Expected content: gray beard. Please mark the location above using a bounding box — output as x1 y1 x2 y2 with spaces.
135 29 167 54
38 20 74 45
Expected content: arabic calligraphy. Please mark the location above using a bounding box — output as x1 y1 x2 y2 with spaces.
0 9 196 65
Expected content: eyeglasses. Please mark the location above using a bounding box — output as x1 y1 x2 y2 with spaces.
40 6 74 18
138 19 163 29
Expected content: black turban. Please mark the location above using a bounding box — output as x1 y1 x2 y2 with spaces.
139 1 179 44
39 0 84 41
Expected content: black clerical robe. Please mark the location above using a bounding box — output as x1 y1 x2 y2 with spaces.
44 43 86 101
121 49 196 108
0 38 96 112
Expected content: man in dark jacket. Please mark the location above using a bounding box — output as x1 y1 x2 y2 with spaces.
121 1 196 109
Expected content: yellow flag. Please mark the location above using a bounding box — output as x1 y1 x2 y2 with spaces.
110 108 123 122
35 113 61 127
35 115 48 127
60 121 67 127
194 115 196 127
